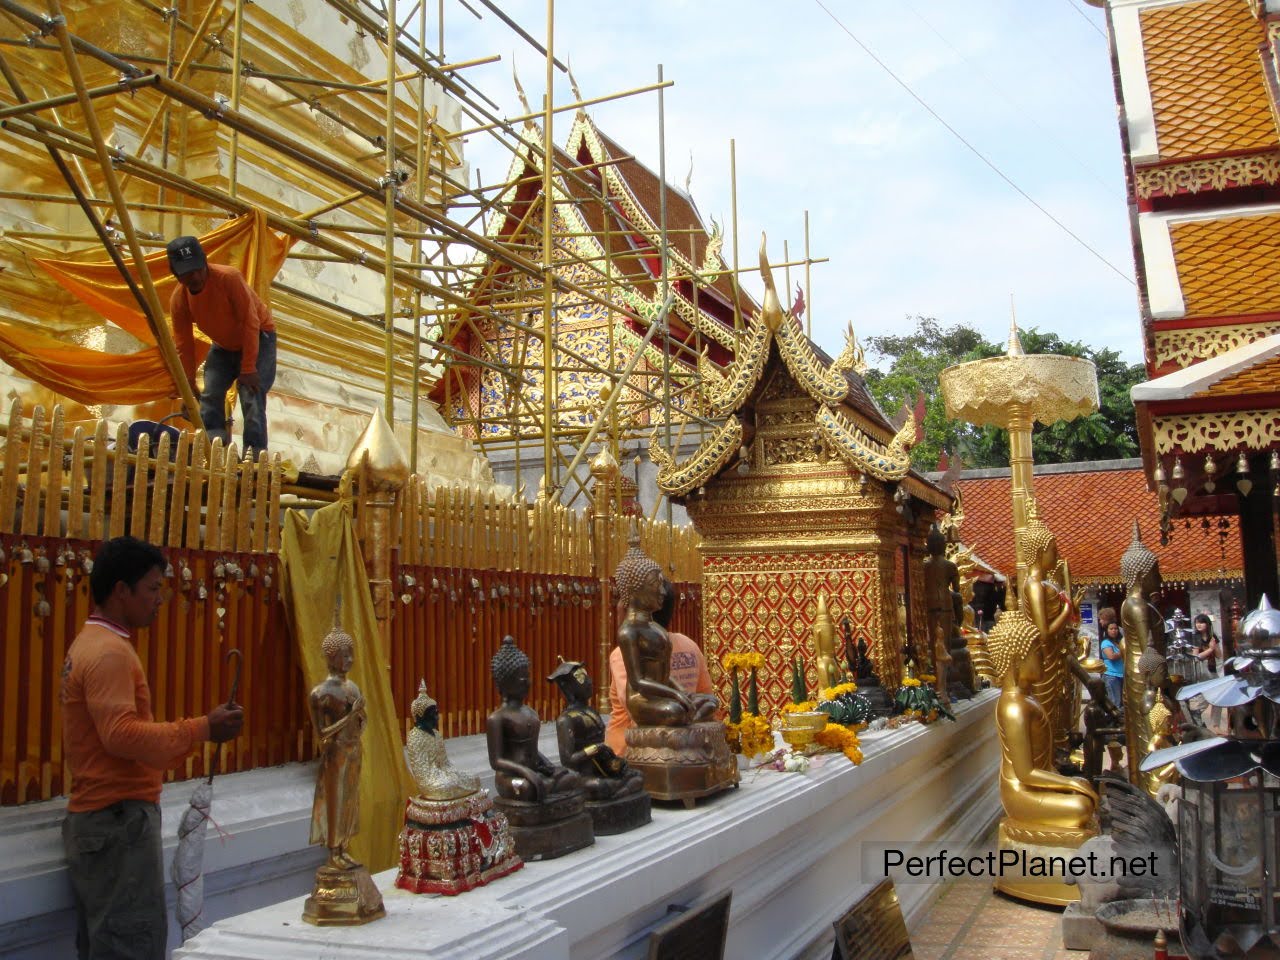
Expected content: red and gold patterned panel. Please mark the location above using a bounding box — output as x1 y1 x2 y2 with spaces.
701 550 891 716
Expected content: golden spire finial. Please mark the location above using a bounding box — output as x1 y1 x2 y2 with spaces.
1007 296 1024 356
758 234 785 332
346 408 409 491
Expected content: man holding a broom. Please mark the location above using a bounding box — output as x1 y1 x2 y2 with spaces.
60 536 244 960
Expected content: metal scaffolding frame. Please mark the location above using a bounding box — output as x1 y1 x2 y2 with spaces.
0 0 824 514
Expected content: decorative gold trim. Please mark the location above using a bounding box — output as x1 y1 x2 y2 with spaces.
1151 409 1280 454
830 323 868 378
1075 570 1242 587
697 318 771 417
814 404 916 482
776 320 849 405
1135 151 1280 199
1153 320 1280 367
651 416 744 496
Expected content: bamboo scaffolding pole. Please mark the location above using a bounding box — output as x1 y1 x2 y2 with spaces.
382 0 400 423
32 10 203 428
0 73 159 119
450 79 672 139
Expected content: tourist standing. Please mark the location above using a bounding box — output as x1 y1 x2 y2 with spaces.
167 236 277 453
1099 620 1125 713
1192 613 1220 676
61 536 244 959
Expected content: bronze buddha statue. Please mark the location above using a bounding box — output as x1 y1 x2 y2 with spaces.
614 542 737 805
549 659 650 834
486 636 593 859
302 608 384 925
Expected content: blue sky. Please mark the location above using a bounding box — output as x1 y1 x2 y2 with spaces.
440 0 1139 366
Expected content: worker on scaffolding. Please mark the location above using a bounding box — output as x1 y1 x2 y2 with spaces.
167 236 277 454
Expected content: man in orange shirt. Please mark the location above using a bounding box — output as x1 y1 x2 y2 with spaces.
61 536 244 959
167 236 277 453
605 577 717 756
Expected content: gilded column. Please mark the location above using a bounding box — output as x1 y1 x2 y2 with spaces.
346 409 409 632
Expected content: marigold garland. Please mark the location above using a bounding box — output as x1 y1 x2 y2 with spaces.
900 677 922 688
721 651 766 672
919 674 936 684
724 711 773 758
781 700 816 715
815 721 863 765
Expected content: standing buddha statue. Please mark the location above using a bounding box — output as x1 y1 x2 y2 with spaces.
1119 521 1172 796
1018 501 1076 759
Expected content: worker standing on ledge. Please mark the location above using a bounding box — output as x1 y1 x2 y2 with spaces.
167 236 277 454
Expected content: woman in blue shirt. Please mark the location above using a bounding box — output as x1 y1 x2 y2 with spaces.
1099 621 1125 713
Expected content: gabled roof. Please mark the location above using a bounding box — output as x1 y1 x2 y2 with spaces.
952 461 1242 586
1168 212 1280 317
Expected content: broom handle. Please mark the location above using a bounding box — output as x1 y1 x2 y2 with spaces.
208 649 243 784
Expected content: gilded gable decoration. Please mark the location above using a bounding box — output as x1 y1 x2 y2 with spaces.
650 417 745 497
815 404 916 482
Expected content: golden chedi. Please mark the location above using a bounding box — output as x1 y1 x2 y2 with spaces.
615 541 738 806
395 680 522 895
987 598 1099 905
302 604 385 925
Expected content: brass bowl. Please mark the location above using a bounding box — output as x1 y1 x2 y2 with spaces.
780 710 828 748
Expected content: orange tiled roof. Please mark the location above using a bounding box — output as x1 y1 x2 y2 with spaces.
1141 0 1276 161
1169 213 1280 317
953 466 1242 585
1203 352 1280 395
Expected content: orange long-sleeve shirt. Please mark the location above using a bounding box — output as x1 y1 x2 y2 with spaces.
61 621 209 812
171 263 274 376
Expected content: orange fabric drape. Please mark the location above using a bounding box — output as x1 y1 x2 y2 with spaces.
0 212 291 404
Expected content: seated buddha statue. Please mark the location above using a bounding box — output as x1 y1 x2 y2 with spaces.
485 636 593 860
614 540 736 805
487 636 581 802
615 544 718 727
988 606 1099 835
406 680 480 801
549 658 650 834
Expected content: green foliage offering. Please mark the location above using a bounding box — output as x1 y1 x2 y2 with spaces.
817 691 872 726
791 656 807 705
862 316 1144 470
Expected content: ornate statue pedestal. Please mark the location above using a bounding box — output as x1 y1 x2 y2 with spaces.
624 722 739 808
395 791 522 896
301 863 385 926
855 680 895 719
585 790 652 836
493 790 594 862
992 817 1098 907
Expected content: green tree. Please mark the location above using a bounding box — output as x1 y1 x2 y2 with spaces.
862 317 1143 470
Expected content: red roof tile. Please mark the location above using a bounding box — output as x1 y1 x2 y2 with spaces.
953 465 1242 586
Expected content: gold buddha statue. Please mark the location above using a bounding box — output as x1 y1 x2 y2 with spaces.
812 595 841 692
1019 501 1076 756
302 606 384 925
405 680 481 801
987 586 1098 905
1119 521 1170 796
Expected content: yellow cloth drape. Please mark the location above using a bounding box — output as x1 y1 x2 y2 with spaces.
278 500 410 874
0 212 291 403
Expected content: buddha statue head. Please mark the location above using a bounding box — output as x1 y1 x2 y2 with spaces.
614 540 663 614
926 523 947 557
987 610 1041 688
491 635 531 700
548 657 593 705
1017 499 1057 573
1120 520 1161 597
411 679 439 735
321 608 355 676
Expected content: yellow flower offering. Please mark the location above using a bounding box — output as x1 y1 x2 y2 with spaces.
901 677 921 688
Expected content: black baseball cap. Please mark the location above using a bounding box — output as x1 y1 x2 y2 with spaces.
166 236 207 277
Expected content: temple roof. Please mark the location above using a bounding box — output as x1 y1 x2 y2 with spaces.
1141 0 1277 161
1168 212 1280 317
1133 333 1280 402
951 461 1243 587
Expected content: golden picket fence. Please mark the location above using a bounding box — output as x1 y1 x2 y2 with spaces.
0 401 705 804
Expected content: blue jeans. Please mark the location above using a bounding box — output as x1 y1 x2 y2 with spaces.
1103 674 1124 712
201 330 276 453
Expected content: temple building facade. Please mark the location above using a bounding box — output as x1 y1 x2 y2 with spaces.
1104 0 1280 603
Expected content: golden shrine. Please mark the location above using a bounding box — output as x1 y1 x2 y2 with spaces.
657 246 950 711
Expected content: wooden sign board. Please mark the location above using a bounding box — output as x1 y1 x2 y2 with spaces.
831 878 915 960
646 890 732 960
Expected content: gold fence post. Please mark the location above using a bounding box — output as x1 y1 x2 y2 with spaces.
589 446 619 712
347 410 410 635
